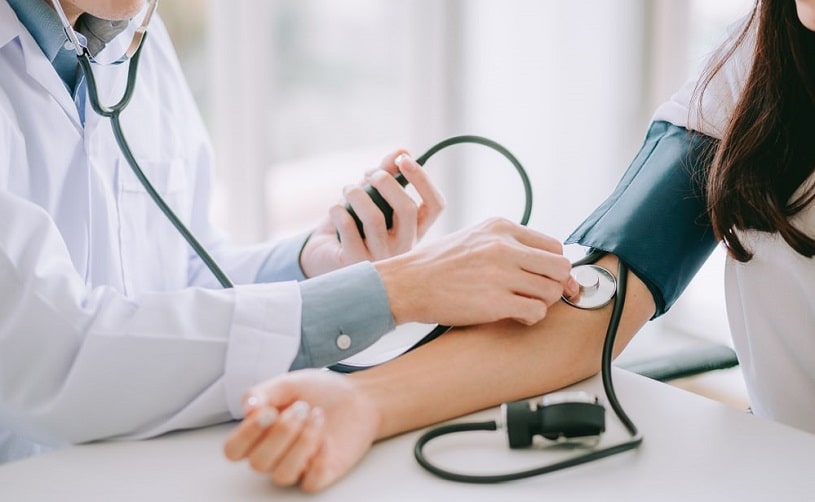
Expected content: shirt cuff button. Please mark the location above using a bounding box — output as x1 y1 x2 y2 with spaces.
336 333 352 350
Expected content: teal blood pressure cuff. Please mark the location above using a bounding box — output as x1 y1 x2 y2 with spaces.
565 121 719 318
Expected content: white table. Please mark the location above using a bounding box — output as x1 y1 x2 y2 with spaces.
1 369 813 501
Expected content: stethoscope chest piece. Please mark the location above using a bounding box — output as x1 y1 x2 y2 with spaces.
562 264 616 310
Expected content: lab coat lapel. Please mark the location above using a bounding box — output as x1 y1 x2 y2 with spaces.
0 1 82 130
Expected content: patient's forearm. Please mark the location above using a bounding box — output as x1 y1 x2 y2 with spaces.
351 255 656 440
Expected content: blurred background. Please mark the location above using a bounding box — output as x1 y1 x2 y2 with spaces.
161 0 754 406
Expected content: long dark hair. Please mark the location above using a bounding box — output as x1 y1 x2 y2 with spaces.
700 0 815 261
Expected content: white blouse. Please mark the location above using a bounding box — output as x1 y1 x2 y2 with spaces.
654 17 815 433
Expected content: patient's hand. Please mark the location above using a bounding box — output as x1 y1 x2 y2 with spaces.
223 370 379 492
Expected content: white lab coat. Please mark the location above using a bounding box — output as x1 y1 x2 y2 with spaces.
0 3 302 447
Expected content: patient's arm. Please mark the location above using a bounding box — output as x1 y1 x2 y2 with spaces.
224 253 655 491
355 253 655 438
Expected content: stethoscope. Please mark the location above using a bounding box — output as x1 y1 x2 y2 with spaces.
51 0 641 482
50 0 234 289
414 250 643 483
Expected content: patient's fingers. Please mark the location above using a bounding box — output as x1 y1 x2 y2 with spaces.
223 407 279 461
269 407 325 486
247 401 311 473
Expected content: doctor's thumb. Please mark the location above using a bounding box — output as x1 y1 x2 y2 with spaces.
564 274 580 299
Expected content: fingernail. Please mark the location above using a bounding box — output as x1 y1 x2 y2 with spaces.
256 407 279 428
311 407 325 426
569 277 581 297
246 394 265 410
288 400 310 421
394 153 411 168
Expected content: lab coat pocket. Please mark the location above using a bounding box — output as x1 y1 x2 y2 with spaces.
117 158 191 295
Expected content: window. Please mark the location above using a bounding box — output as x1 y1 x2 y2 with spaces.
164 2 672 245
201 1 443 243
162 1 754 349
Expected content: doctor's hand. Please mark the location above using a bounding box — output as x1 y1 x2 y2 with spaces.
299 150 445 278
223 369 378 493
376 218 580 327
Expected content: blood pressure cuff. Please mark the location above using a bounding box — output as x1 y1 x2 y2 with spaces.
565 120 719 318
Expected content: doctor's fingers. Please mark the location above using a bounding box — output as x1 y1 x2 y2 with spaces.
466 266 568 325
393 154 446 240
511 273 571 306
246 401 316 474
366 170 419 254
329 204 370 259
521 248 580 298
480 218 565 255
363 149 410 178
343 183 390 245
503 296 552 326
341 183 416 260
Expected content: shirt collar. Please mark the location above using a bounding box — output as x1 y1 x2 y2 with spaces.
5 0 129 95
6 0 69 63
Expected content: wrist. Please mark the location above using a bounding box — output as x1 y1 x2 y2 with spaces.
373 255 416 325
349 371 397 440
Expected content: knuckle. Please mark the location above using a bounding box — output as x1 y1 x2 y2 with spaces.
277 416 299 436
560 256 576 278
335 215 356 234
345 185 365 199
484 216 508 230
366 220 388 239
543 291 562 307
398 200 418 220
516 302 545 325
489 239 515 257
368 170 390 189
435 194 447 212
550 255 571 278
532 301 548 321
330 207 355 229
547 282 567 303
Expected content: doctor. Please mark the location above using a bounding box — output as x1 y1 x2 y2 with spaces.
0 0 578 461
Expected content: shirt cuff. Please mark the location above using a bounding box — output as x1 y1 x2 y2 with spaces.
254 232 310 283
224 281 302 418
290 261 396 369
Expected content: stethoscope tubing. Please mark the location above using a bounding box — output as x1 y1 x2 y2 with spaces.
78 35 536 375
328 134 534 373
413 252 642 483
77 21 640 483
78 36 235 289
